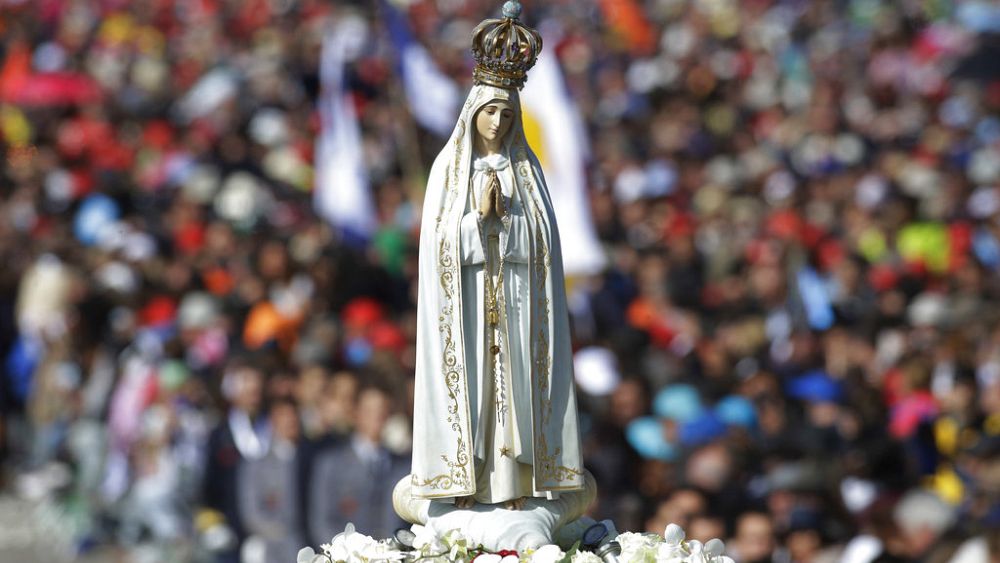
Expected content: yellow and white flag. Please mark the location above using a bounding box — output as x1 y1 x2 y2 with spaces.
521 45 605 275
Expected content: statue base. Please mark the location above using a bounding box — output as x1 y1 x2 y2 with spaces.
392 470 598 552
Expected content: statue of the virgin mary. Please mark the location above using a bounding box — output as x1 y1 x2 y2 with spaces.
411 1 584 509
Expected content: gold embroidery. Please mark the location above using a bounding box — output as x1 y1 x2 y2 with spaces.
413 157 473 494
452 120 466 191
518 142 582 486
443 166 451 203
521 168 583 487
516 146 529 164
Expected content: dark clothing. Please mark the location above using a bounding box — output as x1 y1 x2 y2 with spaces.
203 422 247 539
308 439 410 542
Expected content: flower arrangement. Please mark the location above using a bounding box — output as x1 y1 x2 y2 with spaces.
297 522 733 563
613 524 734 563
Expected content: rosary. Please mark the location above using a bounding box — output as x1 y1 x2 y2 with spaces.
475 167 507 357
474 164 512 425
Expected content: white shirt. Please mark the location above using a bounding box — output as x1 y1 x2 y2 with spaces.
351 434 388 474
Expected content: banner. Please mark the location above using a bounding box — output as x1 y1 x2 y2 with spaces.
522 46 605 275
383 0 459 137
314 18 376 242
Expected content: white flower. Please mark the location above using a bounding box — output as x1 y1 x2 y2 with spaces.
441 529 470 560
656 524 690 563
655 542 688 563
477 555 517 563
683 540 713 563
358 540 406 561
320 540 344 561
570 551 603 563
663 524 685 545
702 539 733 563
704 539 725 558
616 532 660 563
411 524 447 556
526 544 565 563
298 521 735 563
321 523 380 562
296 547 325 563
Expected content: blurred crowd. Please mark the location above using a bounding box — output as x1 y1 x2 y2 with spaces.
2 0 1000 562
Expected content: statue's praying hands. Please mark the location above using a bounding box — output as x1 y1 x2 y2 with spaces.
478 169 507 219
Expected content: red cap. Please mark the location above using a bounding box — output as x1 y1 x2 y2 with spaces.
868 264 899 292
369 321 406 352
140 296 177 327
342 297 384 330
175 222 206 255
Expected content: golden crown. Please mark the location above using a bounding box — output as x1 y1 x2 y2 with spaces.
471 1 542 90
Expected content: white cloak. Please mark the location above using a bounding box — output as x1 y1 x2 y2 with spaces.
411 84 584 501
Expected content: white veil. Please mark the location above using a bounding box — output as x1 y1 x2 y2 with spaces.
411 84 584 498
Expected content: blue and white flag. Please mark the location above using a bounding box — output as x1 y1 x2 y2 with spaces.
314 17 376 242
796 266 834 331
522 40 605 275
383 0 459 137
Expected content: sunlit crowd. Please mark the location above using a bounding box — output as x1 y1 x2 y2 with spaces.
1 0 999 562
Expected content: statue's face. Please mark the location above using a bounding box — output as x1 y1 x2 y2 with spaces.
474 100 515 144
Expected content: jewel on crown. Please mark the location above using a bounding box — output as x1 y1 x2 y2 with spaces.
471 0 542 90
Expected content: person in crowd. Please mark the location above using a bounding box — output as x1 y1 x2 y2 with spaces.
890 490 958 562
308 383 409 544
729 512 780 563
237 399 303 563
202 362 268 561
687 513 727 545
296 369 358 545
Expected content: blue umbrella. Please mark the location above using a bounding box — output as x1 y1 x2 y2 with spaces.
73 193 120 246
626 416 678 461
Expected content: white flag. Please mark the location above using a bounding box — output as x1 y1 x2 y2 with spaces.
384 1 460 137
314 18 376 241
521 46 605 275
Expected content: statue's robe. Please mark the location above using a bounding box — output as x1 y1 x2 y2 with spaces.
411 85 584 502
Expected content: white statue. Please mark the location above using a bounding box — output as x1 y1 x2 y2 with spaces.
408 0 585 513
